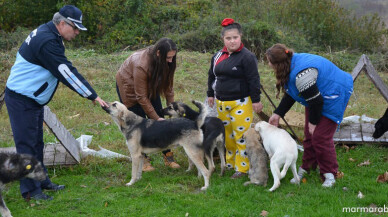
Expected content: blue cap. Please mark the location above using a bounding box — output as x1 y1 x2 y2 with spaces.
59 5 87 31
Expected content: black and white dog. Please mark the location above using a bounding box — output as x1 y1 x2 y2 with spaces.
373 108 388 139
0 152 46 217
103 100 212 190
161 101 226 176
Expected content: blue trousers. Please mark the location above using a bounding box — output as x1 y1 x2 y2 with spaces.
5 88 52 197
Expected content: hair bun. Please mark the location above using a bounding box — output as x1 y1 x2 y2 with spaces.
221 18 234 27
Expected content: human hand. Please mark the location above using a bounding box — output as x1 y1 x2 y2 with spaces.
93 96 109 108
207 97 214 108
157 117 165 121
252 102 263 113
308 122 316 135
268 114 280 127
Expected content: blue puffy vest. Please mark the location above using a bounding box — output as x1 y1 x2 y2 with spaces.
285 53 353 124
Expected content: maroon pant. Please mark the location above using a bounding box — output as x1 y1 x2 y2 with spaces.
301 108 338 176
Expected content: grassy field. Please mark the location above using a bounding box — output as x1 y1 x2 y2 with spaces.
1 48 388 216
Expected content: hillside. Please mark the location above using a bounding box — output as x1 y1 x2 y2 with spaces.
337 0 388 25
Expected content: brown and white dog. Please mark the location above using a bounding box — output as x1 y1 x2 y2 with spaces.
161 101 226 176
254 121 299 191
242 127 268 187
102 100 212 190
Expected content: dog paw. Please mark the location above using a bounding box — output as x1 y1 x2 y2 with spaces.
243 181 251 186
269 186 278 192
125 181 135 186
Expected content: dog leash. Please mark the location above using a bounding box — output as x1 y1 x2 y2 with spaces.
260 85 303 144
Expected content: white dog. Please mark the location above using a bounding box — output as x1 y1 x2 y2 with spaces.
254 121 299 191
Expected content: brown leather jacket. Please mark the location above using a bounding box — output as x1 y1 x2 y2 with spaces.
116 47 174 120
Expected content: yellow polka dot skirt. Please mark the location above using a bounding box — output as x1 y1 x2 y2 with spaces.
216 97 253 173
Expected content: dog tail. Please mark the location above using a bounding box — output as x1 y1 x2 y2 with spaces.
192 100 207 129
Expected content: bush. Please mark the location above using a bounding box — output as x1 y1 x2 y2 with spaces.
1 0 387 54
270 0 387 52
0 27 31 50
242 20 280 59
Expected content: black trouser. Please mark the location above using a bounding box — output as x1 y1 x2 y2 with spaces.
116 84 170 156
5 88 53 198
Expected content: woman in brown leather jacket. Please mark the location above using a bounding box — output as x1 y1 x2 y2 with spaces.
116 38 180 171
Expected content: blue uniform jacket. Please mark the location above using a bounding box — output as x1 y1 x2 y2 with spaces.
286 53 353 124
6 21 97 105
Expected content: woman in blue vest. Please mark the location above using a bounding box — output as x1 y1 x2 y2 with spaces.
266 44 353 187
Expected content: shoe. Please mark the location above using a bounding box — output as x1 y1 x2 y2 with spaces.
142 157 155 172
322 173 336 187
31 193 53 201
42 183 65 191
230 171 247 179
290 167 307 184
163 152 181 169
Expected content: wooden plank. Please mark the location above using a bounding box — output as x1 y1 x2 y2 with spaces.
361 123 375 142
334 122 388 144
0 143 77 166
350 123 363 142
0 147 15 153
44 106 80 162
351 54 366 81
43 143 78 166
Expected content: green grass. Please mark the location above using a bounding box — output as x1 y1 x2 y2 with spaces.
1 48 388 216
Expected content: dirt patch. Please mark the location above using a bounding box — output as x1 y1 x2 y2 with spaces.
280 110 305 129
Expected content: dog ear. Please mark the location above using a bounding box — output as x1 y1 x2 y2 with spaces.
117 110 127 128
254 123 260 132
177 105 185 116
4 158 15 171
119 110 125 120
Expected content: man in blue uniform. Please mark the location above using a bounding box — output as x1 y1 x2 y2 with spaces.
4 5 109 201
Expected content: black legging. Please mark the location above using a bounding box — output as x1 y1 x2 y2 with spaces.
116 83 170 156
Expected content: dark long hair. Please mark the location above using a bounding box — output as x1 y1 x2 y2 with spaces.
265 43 293 98
148 38 177 99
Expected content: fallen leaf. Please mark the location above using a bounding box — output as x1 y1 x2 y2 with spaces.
302 178 307 183
69 114 80 119
376 171 388 183
260 210 269 217
337 171 345 179
80 185 87 188
30 203 36 207
105 202 108 207
103 122 110 126
357 191 364 199
350 146 356 150
342 145 350 152
357 159 370 167
185 213 189 217
342 187 348 191
348 158 355 162
369 203 377 209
